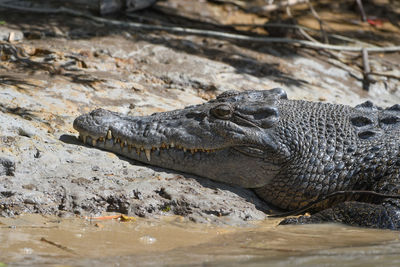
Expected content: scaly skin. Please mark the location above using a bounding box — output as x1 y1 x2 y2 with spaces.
73 89 400 230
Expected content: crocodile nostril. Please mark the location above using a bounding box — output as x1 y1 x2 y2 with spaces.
252 107 279 120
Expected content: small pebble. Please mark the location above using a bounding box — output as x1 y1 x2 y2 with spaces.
21 248 33 254
139 235 157 245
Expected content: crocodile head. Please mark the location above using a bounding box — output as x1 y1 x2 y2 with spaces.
73 88 292 188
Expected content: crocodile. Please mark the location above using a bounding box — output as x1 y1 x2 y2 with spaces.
73 89 400 230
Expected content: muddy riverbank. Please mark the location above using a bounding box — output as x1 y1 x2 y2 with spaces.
1 0 399 224
1 0 400 265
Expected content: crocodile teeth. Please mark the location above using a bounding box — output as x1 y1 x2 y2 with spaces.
145 149 151 162
92 139 97 146
170 142 175 148
82 135 87 143
107 130 112 139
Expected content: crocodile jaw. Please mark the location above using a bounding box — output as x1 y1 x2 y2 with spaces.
75 128 274 188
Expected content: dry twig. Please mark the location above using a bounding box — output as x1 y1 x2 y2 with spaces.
371 71 400 80
1 225 58 229
306 0 329 43
40 237 77 255
356 0 367 22
229 23 378 47
362 48 373 90
286 2 321 43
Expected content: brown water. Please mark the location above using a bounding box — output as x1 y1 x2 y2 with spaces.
1 214 400 266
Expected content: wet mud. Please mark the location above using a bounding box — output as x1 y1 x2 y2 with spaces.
1 214 400 266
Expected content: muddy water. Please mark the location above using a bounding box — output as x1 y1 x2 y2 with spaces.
1 215 400 266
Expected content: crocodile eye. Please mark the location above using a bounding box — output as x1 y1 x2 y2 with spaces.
211 104 233 119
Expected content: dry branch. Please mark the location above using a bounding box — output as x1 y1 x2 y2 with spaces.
362 48 372 90
229 23 378 47
40 237 77 255
306 0 328 43
371 71 400 80
356 0 367 22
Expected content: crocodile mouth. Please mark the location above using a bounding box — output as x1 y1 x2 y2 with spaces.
78 129 222 162
76 128 273 188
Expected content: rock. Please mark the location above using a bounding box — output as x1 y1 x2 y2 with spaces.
100 0 159 14
126 0 159 12
0 26 23 42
